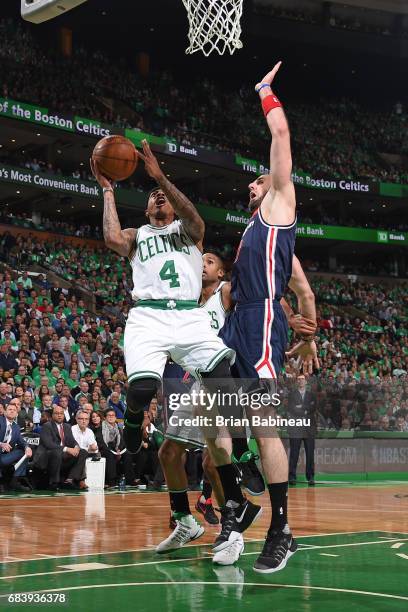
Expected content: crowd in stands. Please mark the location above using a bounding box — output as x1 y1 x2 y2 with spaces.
0 244 406 491
254 3 319 26
282 276 408 431
0 18 407 184
0 210 102 240
0 263 169 491
254 2 399 37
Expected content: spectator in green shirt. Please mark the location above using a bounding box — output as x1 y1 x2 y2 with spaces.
17 271 33 291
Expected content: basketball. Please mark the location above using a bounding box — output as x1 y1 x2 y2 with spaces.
92 135 138 181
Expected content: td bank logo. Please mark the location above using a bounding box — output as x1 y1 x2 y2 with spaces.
377 231 388 243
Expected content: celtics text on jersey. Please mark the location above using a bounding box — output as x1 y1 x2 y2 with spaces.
131 220 203 302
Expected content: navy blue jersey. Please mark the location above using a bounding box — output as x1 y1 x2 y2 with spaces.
220 207 296 379
231 208 296 304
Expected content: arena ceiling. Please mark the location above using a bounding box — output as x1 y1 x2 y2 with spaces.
325 0 408 14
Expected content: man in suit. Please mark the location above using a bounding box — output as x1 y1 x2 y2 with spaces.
0 401 32 492
17 391 35 431
33 405 87 491
55 395 77 425
288 375 317 486
0 382 12 409
0 342 18 376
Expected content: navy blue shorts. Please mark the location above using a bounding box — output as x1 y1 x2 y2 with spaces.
220 299 288 380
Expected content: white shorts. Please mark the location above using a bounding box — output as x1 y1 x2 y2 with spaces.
165 411 205 449
124 305 235 384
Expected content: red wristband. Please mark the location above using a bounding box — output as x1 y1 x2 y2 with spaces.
262 93 282 118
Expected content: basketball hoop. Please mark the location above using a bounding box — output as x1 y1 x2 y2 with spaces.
182 0 243 56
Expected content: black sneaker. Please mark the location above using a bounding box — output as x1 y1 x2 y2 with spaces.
253 529 298 573
195 496 219 525
9 478 31 493
213 499 263 552
236 452 265 496
123 416 143 454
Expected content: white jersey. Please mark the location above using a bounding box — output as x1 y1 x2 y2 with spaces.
131 220 203 301
202 281 227 333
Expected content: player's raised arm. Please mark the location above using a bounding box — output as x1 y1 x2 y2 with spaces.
138 139 205 246
90 159 136 257
255 62 295 206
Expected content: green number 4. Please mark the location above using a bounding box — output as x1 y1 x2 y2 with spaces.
159 260 180 288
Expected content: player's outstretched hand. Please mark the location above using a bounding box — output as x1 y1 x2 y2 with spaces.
255 61 282 95
286 340 320 375
90 158 115 191
138 139 165 182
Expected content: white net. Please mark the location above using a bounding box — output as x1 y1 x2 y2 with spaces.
182 0 243 56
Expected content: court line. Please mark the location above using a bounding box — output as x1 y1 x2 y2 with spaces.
0 530 400 566
0 479 405 503
396 553 408 560
0 581 407 602
391 543 405 549
2 537 408 582
239 538 408 556
0 556 212 581
289 507 407 513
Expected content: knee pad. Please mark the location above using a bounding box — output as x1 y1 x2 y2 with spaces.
126 377 159 418
201 357 232 381
201 357 236 395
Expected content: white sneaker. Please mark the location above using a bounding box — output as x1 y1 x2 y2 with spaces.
156 514 204 553
212 532 244 565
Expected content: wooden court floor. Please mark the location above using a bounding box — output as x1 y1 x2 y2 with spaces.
1 483 408 611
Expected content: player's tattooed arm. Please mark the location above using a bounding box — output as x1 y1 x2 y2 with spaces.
255 62 295 199
138 139 205 246
156 175 205 245
103 192 137 256
90 158 136 256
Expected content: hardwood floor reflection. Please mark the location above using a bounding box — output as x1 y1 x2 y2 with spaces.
1 485 407 561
